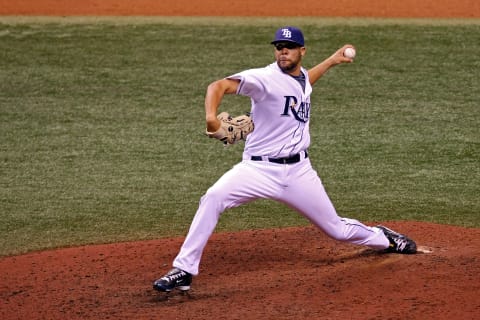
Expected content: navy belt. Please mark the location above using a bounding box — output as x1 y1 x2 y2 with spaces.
251 150 308 164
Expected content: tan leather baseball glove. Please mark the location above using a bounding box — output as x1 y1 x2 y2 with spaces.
206 112 254 144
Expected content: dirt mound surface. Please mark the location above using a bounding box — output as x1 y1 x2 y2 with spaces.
1 222 479 319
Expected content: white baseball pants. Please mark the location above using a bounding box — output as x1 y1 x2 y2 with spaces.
173 157 389 275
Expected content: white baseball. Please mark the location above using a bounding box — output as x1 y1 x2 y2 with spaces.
344 47 356 59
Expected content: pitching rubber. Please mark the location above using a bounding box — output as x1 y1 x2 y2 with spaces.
416 246 433 254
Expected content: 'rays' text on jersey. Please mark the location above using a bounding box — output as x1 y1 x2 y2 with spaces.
281 96 310 123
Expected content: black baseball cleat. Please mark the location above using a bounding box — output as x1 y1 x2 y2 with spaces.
377 225 417 254
153 267 192 292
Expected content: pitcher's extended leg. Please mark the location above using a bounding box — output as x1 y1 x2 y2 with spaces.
279 161 389 249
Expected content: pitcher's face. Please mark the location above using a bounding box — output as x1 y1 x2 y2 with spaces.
273 42 306 75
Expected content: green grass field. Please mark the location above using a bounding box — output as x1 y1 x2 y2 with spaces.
1 17 479 256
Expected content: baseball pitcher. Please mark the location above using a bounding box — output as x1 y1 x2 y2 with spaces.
153 26 417 293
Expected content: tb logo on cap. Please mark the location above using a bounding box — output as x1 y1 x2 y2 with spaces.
272 26 305 46
281 29 292 39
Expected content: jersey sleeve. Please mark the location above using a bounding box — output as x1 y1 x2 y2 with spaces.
227 69 267 102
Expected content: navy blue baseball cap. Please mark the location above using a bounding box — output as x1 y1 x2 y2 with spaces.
271 26 305 46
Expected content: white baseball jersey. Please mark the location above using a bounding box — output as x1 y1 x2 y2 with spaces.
228 62 312 159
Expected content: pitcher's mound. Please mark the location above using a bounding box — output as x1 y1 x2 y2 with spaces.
1 221 479 320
